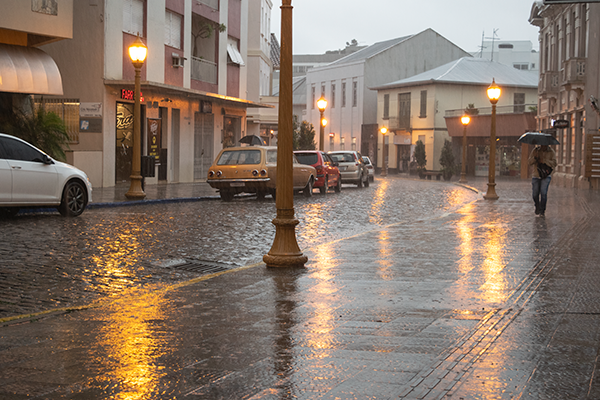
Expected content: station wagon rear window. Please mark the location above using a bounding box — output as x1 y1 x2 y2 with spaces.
217 150 262 165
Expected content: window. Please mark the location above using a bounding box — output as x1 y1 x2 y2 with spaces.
513 63 529 70
34 98 81 143
514 93 525 113
419 90 427 118
165 10 182 49
352 81 358 107
398 93 411 129
383 94 389 119
341 82 347 107
331 84 336 108
123 0 144 36
340 136 345 150
321 84 326 97
330 135 335 149
311 86 315 109
0 137 46 162
352 137 357 151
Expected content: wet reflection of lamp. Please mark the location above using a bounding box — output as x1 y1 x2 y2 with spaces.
459 115 470 184
380 127 388 177
317 96 328 151
264 0 307 268
125 34 148 200
484 79 501 200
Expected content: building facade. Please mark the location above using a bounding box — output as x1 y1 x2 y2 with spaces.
38 0 266 188
373 58 538 174
530 1 600 189
305 29 470 161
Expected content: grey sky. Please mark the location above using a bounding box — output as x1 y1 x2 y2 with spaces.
270 0 540 55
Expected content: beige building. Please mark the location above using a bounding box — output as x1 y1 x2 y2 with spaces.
36 0 267 189
530 1 600 189
372 57 538 174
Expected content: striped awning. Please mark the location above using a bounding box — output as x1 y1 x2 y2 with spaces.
0 43 63 95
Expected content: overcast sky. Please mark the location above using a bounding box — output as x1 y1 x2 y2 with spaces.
270 0 540 55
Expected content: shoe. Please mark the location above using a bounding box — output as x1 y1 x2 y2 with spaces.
535 206 540 215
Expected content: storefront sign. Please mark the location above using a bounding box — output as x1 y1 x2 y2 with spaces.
553 119 569 129
80 102 102 117
147 119 161 163
121 89 144 102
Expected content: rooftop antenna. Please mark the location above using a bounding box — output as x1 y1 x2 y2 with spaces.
485 29 500 61
478 31 486 58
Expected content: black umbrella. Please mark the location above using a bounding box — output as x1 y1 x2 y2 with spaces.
238 135 266 146
517 132 560 146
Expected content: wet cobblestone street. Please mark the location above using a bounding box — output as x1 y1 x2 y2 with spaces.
2 176 600 399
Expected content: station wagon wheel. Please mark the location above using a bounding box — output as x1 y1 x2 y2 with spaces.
58 181 87 217
319 176 329 194
303 178 313 197
220 190 234 202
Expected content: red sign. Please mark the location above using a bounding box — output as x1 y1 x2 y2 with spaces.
121 89 144 102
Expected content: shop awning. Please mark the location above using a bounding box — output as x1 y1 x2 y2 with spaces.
0 43 63 95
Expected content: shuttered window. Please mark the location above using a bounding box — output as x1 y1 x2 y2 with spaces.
123 0 144 36
165 10 182 49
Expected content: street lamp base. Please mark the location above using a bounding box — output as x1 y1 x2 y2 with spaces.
263 210 307 268
459 173 467 184
483 183 499 200
125 175 146 200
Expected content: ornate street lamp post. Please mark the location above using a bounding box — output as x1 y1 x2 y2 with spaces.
125 34 147 200
317 96 327 151
484 79 501 200
459 115 470 184
380 126 388 177
264 0 307 268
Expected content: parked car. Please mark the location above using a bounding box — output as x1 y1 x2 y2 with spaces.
207 146 316 201
328 150 369 188
294 150 341 194
362 156 375 182
0 133 93 217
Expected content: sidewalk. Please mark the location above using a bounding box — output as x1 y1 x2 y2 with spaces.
3 177 600 399
89 181 220 206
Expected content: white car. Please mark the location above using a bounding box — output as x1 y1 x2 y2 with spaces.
0 133 92 217
362 156 375 182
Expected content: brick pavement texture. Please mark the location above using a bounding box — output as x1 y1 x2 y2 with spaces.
2 178 600 399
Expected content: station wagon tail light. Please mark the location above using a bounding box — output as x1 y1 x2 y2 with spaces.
216 170 223 177
208 170 214 177
260 169 267 176
252 169 259 176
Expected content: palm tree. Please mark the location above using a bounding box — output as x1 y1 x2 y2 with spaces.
0 97 70 161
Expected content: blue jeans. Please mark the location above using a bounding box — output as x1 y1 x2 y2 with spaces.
532 176 551 214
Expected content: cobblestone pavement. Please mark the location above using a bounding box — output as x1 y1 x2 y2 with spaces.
0 178 476 319
2 176 600 399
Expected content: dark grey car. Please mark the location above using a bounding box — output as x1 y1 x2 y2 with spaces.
328 150 369 188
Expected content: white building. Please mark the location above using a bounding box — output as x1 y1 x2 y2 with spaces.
305 29 470 160
474 40 539 73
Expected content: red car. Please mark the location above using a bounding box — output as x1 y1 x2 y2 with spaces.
294 150 341 194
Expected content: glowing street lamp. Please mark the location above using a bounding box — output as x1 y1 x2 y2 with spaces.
459 115 471 183
317 96 328 151
380 126 388 177
484 79 501 200
264 0 307 268
125 34 148 200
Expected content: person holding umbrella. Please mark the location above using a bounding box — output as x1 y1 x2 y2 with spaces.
519 132 559 216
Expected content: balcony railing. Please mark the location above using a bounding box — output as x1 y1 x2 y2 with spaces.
388 116 410 131
539 71 559 95
196 0 218 10
191 56 217 85
563 58 585 85
445 104 537 118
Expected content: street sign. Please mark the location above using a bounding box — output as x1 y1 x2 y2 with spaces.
553 119 570 129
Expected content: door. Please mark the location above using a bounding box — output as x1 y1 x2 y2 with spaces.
116 102 134 183
194 112 214 180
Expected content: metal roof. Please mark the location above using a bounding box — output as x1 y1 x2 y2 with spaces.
371 57 539 90
325 35 413 66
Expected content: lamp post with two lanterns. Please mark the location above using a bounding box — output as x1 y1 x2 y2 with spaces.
459 115 470 184
125 34 148 200
484 79 501 200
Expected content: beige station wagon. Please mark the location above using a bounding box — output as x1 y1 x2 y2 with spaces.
207 146 316 201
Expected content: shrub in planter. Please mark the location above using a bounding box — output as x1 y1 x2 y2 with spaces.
439 139 455 181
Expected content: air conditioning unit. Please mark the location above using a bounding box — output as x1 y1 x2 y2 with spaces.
172 53 185 68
